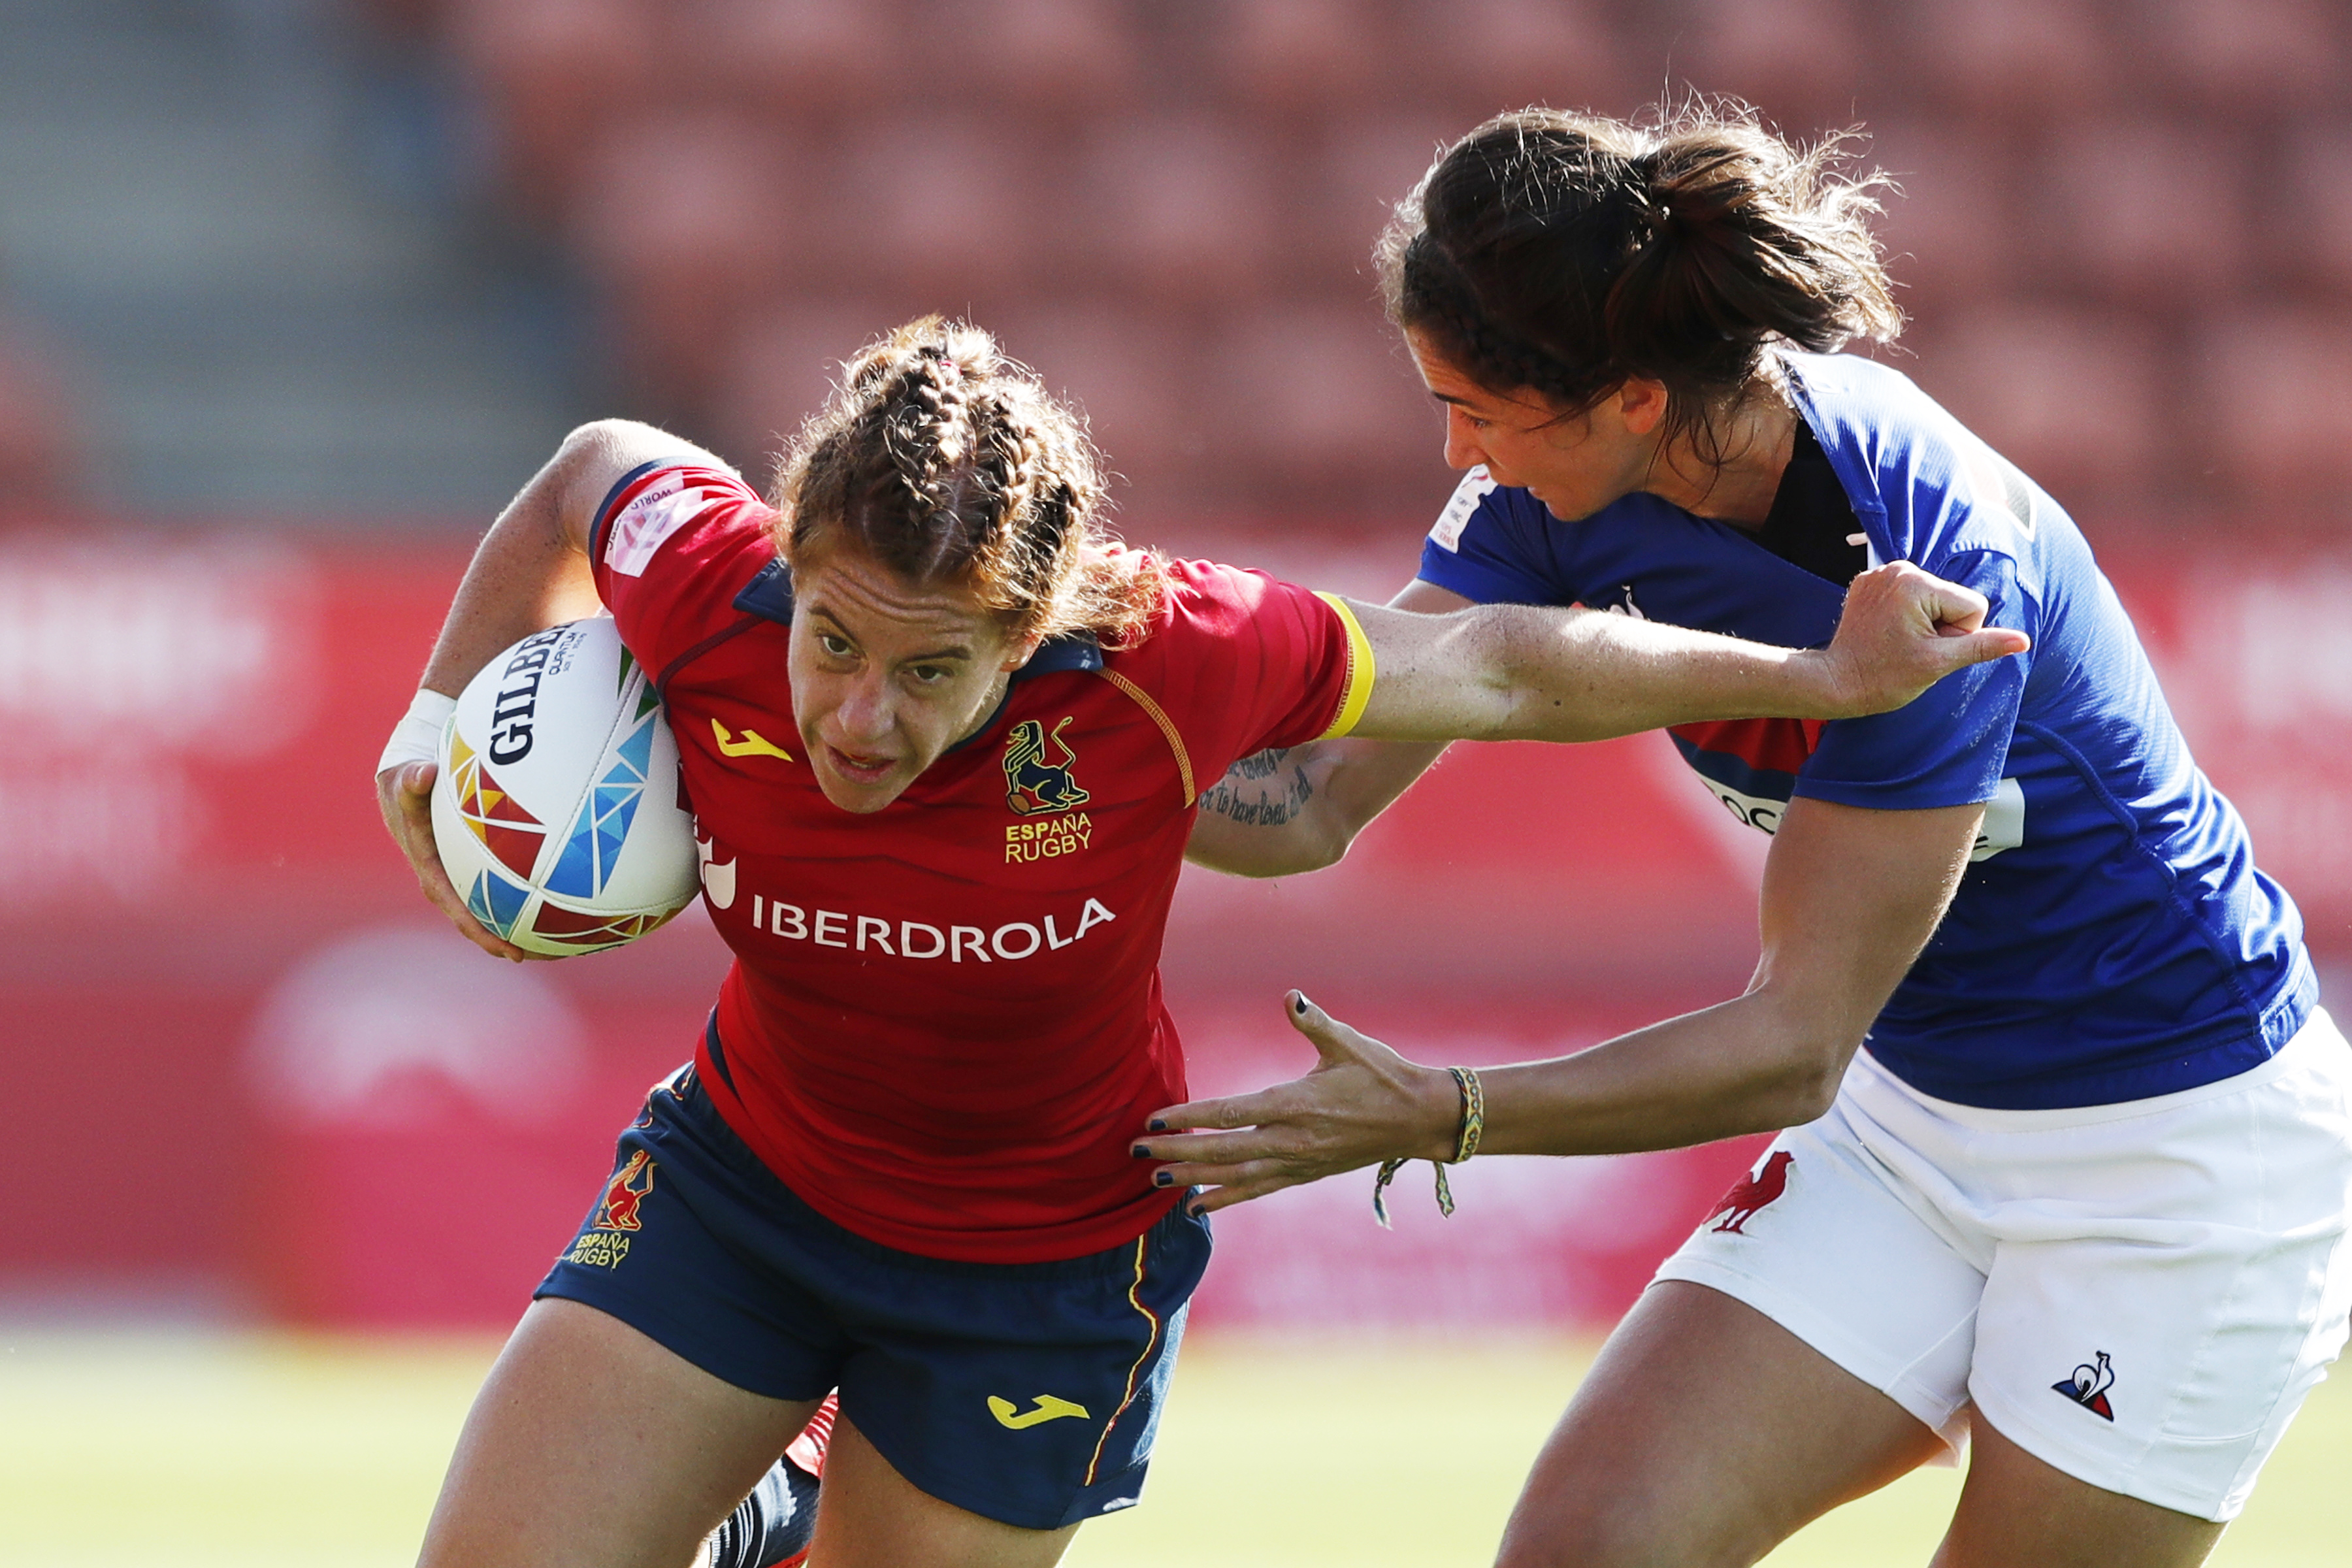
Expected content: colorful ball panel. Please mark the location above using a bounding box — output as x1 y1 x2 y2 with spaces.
429 618 698 958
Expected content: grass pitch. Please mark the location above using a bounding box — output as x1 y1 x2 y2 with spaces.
2 1328 2344 1565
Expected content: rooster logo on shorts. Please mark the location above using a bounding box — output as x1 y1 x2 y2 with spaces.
593 1151 655 1233
1707 1151 1793 1234
2052 1351 2116 1420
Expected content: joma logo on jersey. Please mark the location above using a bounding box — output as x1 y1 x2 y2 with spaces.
1004 717 1090 816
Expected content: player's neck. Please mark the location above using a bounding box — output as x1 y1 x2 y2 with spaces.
950 669 1018 749
1646 380 1797 531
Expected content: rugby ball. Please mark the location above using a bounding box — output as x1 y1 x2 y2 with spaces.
431 617 698 956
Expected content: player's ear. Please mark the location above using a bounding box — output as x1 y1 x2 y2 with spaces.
1614 377 1669 437
1002 627 1046 673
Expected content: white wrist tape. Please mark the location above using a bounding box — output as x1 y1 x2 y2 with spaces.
378 689 457 777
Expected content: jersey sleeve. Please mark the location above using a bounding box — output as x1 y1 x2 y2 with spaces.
1134 559 1375 776
1797 551 2033 811
587 460 777 674
1415 468 1566 605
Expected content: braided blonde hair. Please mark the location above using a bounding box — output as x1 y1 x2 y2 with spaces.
772 317 1164 645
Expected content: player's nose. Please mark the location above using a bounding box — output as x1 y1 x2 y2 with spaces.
831 674 896 742
1442 407 1486 472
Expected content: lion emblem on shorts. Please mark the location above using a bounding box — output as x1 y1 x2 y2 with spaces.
593 1151 655 1233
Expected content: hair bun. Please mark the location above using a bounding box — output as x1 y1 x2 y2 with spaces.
1377 103 1899 456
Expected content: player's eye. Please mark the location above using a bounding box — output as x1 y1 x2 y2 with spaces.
817 633 854 659
907 664 951 685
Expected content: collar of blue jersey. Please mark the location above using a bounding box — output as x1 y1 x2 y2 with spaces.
732 557 1106 685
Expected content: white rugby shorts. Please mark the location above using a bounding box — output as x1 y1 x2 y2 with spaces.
1656 1007 2352 1521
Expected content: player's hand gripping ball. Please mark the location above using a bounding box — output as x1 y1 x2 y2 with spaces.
430 618 698 956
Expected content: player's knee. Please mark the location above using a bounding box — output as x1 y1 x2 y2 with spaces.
1493 1492 1633 1568
1494 1490 1752 1568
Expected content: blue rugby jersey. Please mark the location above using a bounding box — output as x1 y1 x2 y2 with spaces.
1417 351 2313 1110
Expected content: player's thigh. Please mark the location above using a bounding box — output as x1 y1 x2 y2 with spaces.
811 1413 1080 1568
1933 1416 2223 1568
417 1297 822 1568
1495 1281 1948 1568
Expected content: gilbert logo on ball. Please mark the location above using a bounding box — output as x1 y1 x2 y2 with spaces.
431 619 698 955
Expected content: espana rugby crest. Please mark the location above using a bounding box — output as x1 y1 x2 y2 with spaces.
1004 717 1090 815
1003 716 1094 864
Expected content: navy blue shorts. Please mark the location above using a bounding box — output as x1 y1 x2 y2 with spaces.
536 1066 1213 1530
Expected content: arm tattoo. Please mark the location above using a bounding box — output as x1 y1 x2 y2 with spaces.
1198 747 1316 827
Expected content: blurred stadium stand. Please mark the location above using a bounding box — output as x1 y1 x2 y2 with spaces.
320 0 2352 535
3 0 2349 1329
4 0 2345 532
0 0 579 517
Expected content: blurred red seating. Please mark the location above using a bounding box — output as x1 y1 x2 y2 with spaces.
1864 123 2016 324
1068 116 1279 302
1680 0 1870 134
670 0 907 125
2279 127 2352 295
1391 0 1635 120
825 117 1049 297
572 110 807 416
448 0 659 228
932 0 1146 120
2131 0 2342 115
397 0 2338 538
1205 0 1397 119
714 297 911 473
2196 308 2352 504
986 302 1203 508
1895 0 2115 123
1904 307 2164 512
1290 114 1458 286
2025 121 2247 306
1200 300 1439 506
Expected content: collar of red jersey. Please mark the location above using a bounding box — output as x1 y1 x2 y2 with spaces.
732 557 1105 685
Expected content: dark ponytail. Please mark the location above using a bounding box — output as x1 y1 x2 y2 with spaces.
1378 105 1899 453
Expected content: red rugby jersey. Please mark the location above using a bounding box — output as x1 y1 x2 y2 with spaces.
589 461 1373 1262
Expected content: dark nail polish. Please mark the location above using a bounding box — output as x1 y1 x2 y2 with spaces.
1153 1170 1173 1187
1187 1203 1205 1217
1293 994 1310 1016
1130 1145 1151 1159
1147 1119 1168 1133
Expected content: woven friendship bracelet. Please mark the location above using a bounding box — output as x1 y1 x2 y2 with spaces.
1448 1066 1485 1164
1369 1066 1485 1228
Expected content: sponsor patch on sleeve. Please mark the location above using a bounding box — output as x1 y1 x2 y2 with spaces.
604 472 721 578
1426 466 1499 553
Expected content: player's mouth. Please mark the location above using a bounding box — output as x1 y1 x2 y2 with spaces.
823 743 900 785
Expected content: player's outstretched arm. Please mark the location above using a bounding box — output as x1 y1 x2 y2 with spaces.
375 419 736 960
1343 561 2030 745
1138 794 1984 1212
1184 578 1469 878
